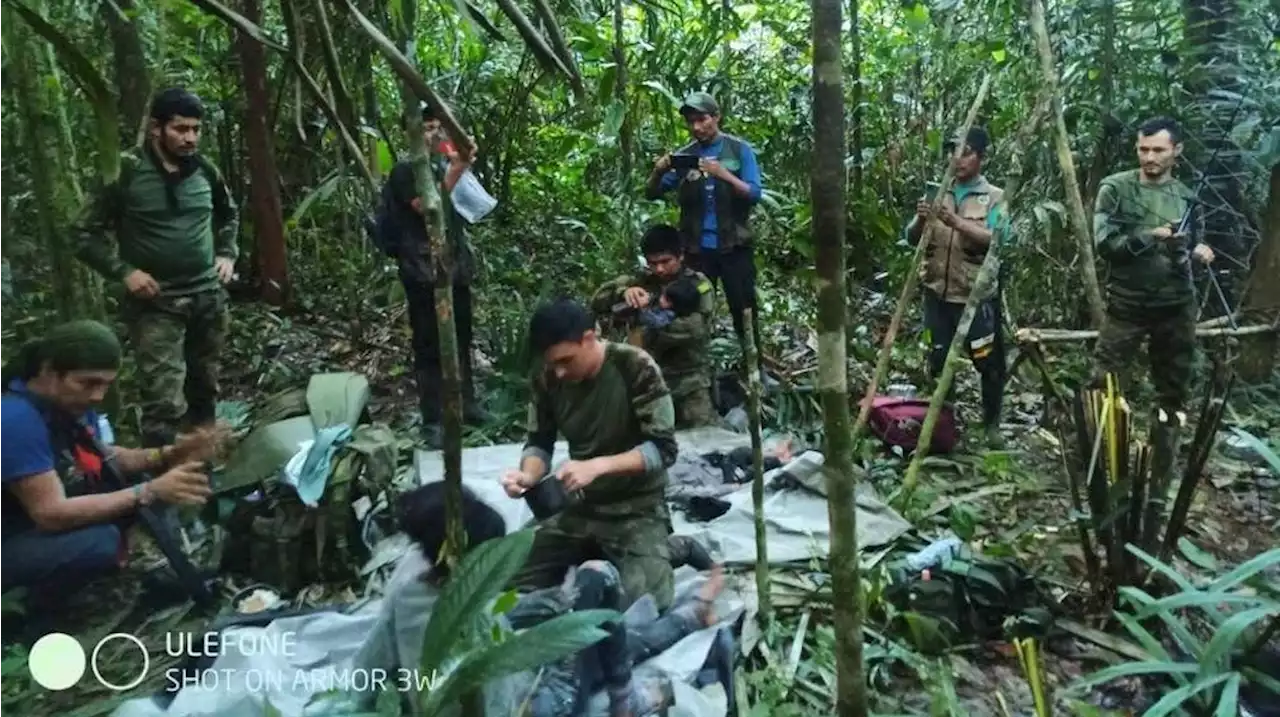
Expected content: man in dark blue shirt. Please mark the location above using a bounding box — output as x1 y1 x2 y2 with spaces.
645 92 768 382
2 320 217 610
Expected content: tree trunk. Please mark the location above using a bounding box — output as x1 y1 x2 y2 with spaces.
1237 162 1280 381
101 0 150 147
1029 0 1107 328
235 0 290 306
845 0 865 287
741 308 770 633
613 0 632 184
1184 0 1247 318
812 1 865 715
312 0 359 137
7 12 87 322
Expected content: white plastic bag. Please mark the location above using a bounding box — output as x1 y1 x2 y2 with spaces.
450 168 498 224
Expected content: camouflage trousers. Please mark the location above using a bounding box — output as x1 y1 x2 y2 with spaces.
123 288 230 447
669 372 716 429
510 506 675 612
1092 301 1195 413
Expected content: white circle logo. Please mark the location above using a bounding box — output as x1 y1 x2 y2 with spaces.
91 633 150 691
28 633 87 690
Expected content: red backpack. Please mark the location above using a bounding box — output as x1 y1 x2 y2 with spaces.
864 396 959 454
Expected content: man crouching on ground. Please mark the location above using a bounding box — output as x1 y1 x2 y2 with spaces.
1 320 221 616
502 298 679 611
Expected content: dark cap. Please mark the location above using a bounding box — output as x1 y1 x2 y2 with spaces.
679 92 720 117
944 126 990 156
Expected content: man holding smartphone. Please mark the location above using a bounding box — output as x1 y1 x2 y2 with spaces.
645 93 767 383
905 126 1014 448
1091 116 1212 416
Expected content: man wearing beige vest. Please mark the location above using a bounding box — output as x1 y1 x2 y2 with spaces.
905 127 1015 448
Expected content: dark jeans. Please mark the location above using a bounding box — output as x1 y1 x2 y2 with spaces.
922 288 1007 428
1 523 123 602
401 276 476 421
687 246 764 364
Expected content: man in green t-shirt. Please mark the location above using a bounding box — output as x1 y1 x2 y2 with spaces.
74 88 240 447
1092 116 1215 414
501 298 679 611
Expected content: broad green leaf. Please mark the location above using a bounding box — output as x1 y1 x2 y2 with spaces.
1227 427 1280 476
1131 591 1264 620
418 528 536 679
1209 548 1280 594
1213 673 1240 717
422 609 618 713
1178 538 1218 570
991 48 1006 63
1198 606 1279 675
1065 661 1199 696
1118 587 1204 658
1143 671 1234 717
1126 544 1197 592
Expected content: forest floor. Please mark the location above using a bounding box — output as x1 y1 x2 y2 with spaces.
3 293 1278 717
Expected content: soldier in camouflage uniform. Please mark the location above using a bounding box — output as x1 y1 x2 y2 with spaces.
1092 116 1215 414
501 298 679 611
591 225 716 429
74 88 239 447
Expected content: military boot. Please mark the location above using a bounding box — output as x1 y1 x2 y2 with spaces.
416 369 443 450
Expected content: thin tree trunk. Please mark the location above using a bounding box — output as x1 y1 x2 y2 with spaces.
235 0 290 305
741 308 770 633
844 0 866 284
531 0 584 97
12 17 77 318
812 1 864 714
1029 0 1107 328
613 0 632 184
101 0 150 147
311 0 359 135
1237 162 1280 381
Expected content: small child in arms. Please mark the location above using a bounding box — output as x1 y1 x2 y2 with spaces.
637 277 702 332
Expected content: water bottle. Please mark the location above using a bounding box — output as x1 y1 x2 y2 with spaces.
904 537 963 572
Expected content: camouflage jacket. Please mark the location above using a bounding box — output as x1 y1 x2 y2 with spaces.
589 266 714 394
1093 169 1201 309
520 342 677 517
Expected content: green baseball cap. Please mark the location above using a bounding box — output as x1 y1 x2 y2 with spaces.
679 92 720 117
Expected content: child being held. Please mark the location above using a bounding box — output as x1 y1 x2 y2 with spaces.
637 277 702 331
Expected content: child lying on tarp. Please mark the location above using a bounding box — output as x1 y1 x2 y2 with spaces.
347 481 732 717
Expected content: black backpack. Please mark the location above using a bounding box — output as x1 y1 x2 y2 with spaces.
365 181 403 258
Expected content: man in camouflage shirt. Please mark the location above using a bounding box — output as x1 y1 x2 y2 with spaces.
1092 116 1214 413
501 298 679 611
74 88 239 447
591 225 716 429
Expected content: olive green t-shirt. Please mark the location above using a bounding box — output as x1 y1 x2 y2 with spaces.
521 342 677 517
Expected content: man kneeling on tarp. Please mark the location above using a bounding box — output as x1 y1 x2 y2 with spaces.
501 298 680 611
352 482 730 717
0 320 222 614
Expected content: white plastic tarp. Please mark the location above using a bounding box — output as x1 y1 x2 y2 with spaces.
112 427 909 717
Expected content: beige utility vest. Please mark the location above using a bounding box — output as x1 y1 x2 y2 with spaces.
918 177 1005 303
